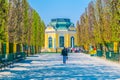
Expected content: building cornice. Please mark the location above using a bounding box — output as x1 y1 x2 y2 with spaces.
45 30 76 34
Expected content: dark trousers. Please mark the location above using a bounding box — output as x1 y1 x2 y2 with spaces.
63 56 67 64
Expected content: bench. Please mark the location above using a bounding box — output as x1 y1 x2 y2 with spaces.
0 52 26 70
0 55 8 70
15 52 26 62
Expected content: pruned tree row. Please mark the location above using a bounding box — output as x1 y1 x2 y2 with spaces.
76 0 120 59
0 0 45 55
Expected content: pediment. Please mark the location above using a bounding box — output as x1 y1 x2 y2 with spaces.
45 26 55 31
69 26 76 31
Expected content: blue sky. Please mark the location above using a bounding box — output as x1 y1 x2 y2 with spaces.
28 0 92 26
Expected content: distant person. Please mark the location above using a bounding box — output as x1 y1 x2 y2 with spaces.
61 47 68 64
93 47 97 56
89 46 96 56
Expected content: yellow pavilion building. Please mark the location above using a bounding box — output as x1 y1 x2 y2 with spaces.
45 18 77 52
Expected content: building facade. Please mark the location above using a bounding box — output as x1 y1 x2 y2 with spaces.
45 18 76 52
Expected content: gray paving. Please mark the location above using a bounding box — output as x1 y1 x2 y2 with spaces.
0 53 120 80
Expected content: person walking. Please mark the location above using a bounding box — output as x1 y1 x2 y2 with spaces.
61 47 68 64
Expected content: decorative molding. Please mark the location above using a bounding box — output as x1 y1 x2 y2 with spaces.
45 31 76 34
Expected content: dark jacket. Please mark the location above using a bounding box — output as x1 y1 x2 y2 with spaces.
61 48 68 56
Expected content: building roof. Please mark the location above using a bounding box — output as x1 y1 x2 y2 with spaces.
47 18 75 31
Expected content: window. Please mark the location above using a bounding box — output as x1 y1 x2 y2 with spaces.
48 37 52 48
59 36 64 47
71 36 74 48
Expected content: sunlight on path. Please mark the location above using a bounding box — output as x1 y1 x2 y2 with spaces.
0 53 120 80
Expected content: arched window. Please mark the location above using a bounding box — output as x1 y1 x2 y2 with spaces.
71 36 74 48
59 36 64 47
48 37 52 48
